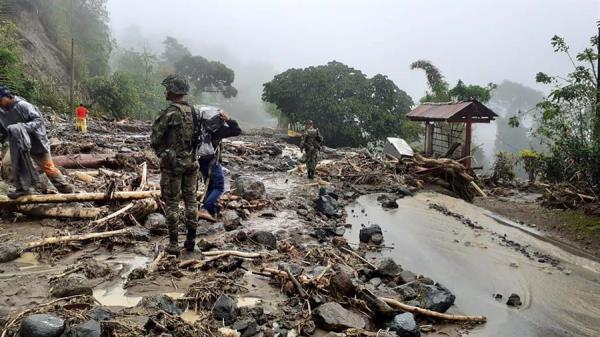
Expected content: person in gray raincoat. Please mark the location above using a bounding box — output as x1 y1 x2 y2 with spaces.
0 86 74 198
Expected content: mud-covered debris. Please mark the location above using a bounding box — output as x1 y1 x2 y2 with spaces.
378 194 399 209
231 318 258 337
250 231 277 249
127 267 147 282
213 295 238 325
313 302 366 331
506 293 522 307
386 313 421 337
137 294 182 315
359 224 383 244
399 270 417 284
396 284 418 300
129 226 151 241
319 186 339 200
81 260 112 279
20 314 65 337
421 283 456 313
197 238 218 251
329 270 356 298
49 274 93 298
377 258 401 277
145 213 167 234
61 320 101 337
233 176 266 201
0 243 21 263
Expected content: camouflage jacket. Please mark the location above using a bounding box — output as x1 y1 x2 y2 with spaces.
151 102 197 170
300 127 323 151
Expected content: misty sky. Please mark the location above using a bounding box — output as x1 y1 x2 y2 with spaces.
107 0 599 101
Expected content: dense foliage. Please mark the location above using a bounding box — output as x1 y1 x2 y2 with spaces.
532 33 600 189
263 61 417 147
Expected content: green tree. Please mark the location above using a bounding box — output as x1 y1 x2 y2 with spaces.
263 61 416 147
449 80 496 103
175 55 237 98
161 36 191 64
84 72 142 119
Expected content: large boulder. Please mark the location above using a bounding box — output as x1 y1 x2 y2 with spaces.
250 231 277 249
422 284 455 313
377 258 401 277
233 176 266 201
315 195 339 217
61 320 101 337
50 274 93 298
20 314 65 337
222 210 242 231
213 295 238 325
386 313 420 337
359 225 383 244
0 243 21 263
313 302 366 331
137 295 182 315
87 307 114 322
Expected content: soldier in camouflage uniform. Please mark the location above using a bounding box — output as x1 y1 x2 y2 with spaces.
300 120 323 179
151 75 199 256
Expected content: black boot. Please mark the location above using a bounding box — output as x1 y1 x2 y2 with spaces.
165 230 180 256
184 227 196 252
7 188 32 199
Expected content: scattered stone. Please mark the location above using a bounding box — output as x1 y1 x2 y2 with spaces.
334 227 346 236
127 267 147 281
396 285 417 300
50 274 93 298
377 194 399 209
297 209 308 217
87 307 114 321
421 284 455 313
371 234 384 245
315 195 339 217
386 313 420 337
197 239 218 251
145 213 167 234
319 186 339 200
493 293 503 301
213 295 238 325
232 318 258 337
62 320 101 337
313 302 366 331
129 226 151 241
250 231 277 249
137 295 182 315
330 271 356 297
233 176 266 201
509 262 519 268
20 314 65 337
399 270 417 284
377 258 401 277
0 243 21 263
369 277 382 288
359 225 383 244
279 262 303 276
222 210 242 231
506 293 522 307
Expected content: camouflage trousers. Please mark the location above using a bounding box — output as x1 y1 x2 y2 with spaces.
160 163 199 240
305 148 318 173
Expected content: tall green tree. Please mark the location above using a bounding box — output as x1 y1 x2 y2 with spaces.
175 55 237 98
161 36 191 65
263 61 416 147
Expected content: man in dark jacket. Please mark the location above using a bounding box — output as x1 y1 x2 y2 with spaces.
0 86 74 198
196 108 241 219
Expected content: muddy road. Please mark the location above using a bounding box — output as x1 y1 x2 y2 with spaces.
346 192 600 337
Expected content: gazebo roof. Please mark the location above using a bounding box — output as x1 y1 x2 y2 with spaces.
406 100 497 123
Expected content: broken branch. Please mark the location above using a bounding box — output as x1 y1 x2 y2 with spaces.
380 297 487 322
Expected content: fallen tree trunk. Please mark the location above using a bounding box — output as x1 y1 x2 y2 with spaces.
381 297 487 322
53 154 114 169
24 228 131 250
0 190 161 206
16 205 104 219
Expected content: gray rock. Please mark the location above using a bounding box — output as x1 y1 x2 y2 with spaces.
233 176 266 201
50 274 93 298
251 231 277 249
278 262 303 276
222 210 242 231
232 318 258 337
87 307 113 321
20 314 65 337
330 271 356 297
377 194 398 209
0 243 21 263
399 270 417 284
371 234 384 245
313 302 366 331
62 320 101 337
377 258 401 277
506 293 522 307
129 226 151 241
386 313 420 337
334 227 346 236
396 285 417 300
144 213 167 234
315 195 339 217
369 278 383 288
297 209 309 217
137 295 182 315
422 284 455 313
213 295 238 325
359 225 383 244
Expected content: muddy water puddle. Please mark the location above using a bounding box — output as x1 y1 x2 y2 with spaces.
346 192 600 337
93 255 149 307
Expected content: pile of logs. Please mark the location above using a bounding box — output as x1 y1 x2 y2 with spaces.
541 184 597 209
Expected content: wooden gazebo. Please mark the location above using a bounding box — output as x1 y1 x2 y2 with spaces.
406 100 497 169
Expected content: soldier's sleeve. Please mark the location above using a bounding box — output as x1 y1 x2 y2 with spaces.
316 130 323 143
150 112 167 153
19 102 44 135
